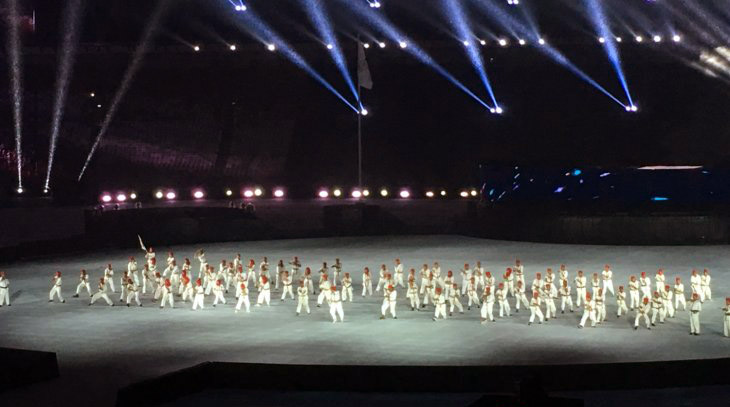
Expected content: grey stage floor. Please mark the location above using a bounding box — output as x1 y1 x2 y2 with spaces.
1 235 729 406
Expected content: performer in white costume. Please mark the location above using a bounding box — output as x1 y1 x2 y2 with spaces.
295 280 310 316
602 264 615 296
528 290 544 326
701 269 712 302
674 277 687 311
448 283 464 316
579 292 596 328
89 277 113 306
361 267 372 297
559 279 573 314
0 271 9 307
480 286 495 323
628 275 640 310
616 285 628 317
634 297 651 330
406 277 420 310
328 285 344 323
393 258 405 288
49 271 65 303
340 272 353 302
432 287 447 321
688 293 702 335
73 269 91 297
280 271 294 301
380 285 397 319
574 270 587 308
235 283 250 313
192 279 205 310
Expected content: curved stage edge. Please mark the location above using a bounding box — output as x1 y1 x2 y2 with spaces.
117 358 730 407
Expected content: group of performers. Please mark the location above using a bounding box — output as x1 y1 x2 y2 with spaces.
1 248 729 336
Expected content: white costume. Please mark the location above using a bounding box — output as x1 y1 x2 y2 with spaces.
594 293 606 323
701 272 712 301
639 275 652 300
393 262 405 288
160 284 174 308
579 298 596 328
689 297 702 334
340 276 353 302
212 283 226 306
616 290 628 317
49 275 65 302
126 280 141 306
192 284 205 310
496 286 510 317
662 288 674 318
559 283 573 313
281 274 294 300
629 279 640 309
329 290 344 322
722 301 730 337
361 271 372 296
466 281 480 309
574 275 587 307
257 279 271 306
529 295 544 325
235 284 250 313
674 282 687 310
381 289 397 318
433 291 447 321
104 266 115 293
407 281 420 310
514 283 530 311
460 267 472 295
480 290 495 322
448 286 464 315
89 280 112 306
602 268 614 296
128 260 139 285
0 275 9 306
75 272 91 296
542 284 557 320
634 301 651 329
296 285 310 315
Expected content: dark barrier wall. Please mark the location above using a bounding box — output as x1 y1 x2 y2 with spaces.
0 207 85 248
0 347 59 392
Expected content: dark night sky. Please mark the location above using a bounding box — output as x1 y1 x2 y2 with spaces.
1 0 730 199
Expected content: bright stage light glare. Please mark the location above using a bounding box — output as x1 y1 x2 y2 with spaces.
463 40 470 47
380 188 389 197
489 108 496 113
101 194 112 203
235 5 242 11
229 44 237 51
518 39 526 46
653 35 662 43
495 106 504 114
90 92 95 97
165 191 176 200
425 191 434 198
254 187 263 197
318 189 329 198
499 39 508 47
43 187 49 194
116 193 127 202
193 190 204 199
362 189 370 197
360 108 368 116
635 36 643 42
538 38 546 45
460 191 469 198
672 35 681 43
273 188 285 198
399 41 407 49
616 37 622 43
267 43 276 51
225 189 233 197
399 190 410 199
470 189 478 197
243 189 254 198
333 188 342 197
631 105 638 112
155 191 163 199
363 43 370 49
378 42 386 48
326 43 333 50
598 37 606 43
15 187 23 194
480 39 486 45
440 190 447 196
96 104 102 108
351 190 362 198
130 193 137 200
193 45 200 52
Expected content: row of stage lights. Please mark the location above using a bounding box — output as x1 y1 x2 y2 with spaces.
98 187 481 203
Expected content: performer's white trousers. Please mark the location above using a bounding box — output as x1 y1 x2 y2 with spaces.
105 278 115 293
617 300 628 316
499 300 510 317
296 296 310 314
126 291 141 305
361 281 372 296
407 293 420 309
90 291 111 305
330 303 344 322
281 285 294 300
675 295 686 311
317 291 328 305
0 288 9 305
467 292 480 308
545 299 556 319
142 277 152 294
664 300 674 318
575 288 586 307
481 302 494 320
160 293 174 308
515 293 529 310
75 282 91 296
419 279 428 294
595 305 606 322
422 289 435 306
192 294 205 310
724 315 730 337
376 278 386 292
689 311 701 334
49 286 64 302
634 313 650 328
603 280 615 296
213 291 226 305
630 291 640 309
257 290 270 306
530 306 544 323
449 297 464 313
306 279 314 294
560 296 574 312
204 281 214 295
235 296 250 312
182 287 192 302
434 304 447 320
119 285 127 302
381 301 396 318
394 273 405 288
641 288 651 301
702 286 712 301
580 310 596 327
650 308 664 324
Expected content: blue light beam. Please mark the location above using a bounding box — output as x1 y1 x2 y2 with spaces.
583 0 634 106
302 0 359 104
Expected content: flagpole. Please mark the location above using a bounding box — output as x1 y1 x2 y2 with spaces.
357 37 363 188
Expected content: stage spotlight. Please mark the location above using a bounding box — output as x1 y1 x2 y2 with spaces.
225 189 233 197
101 194 112 203
193 190 204 199
378 41 386 48
130 193 137 200
155 190 163 199
425 191 434 198
374 1 381 7
360 108 368 116
538 38 546 45
351 189 362 198
459 191 469 198
89 92 95 97
116 193 127 202
499 38 508 47
480 39 486 46
43 187 50 194
672 35 681 42
326 43 334 50
399 41 407 49
362 189 370 197
653 35 662 43
229 44 237 51
333 188 342 197
631 105 638 112
380 188 389 197
254 187 263 197
635 35 643 42
165 191 176 200
463 40 470 47
616 37 622 43
598 37 606 44
495 106 504 114
318 189 329 198
363 42 370 49
489 108 496 113
273 188 285 198
440 190 447 197
399 190 410 198
235 5 246 11
96 104 102 108
243 189 254 198
193 45 200 52
470 189 478 197
518 39 526 46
